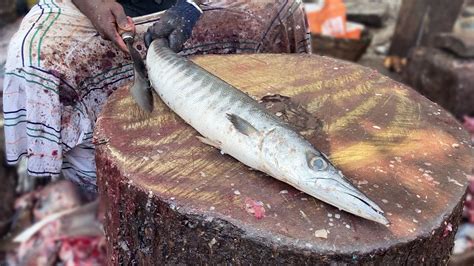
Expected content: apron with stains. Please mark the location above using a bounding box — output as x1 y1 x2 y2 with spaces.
3 0 310 193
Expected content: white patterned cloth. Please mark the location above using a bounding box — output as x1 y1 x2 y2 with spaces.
3 0 310 193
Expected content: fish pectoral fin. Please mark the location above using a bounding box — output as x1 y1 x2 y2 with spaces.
196 136 222 149
226 113 259 136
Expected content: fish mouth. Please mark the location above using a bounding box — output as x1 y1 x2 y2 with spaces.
307 175 390 225
343 191 389 225
322 187 390 225
331 187 390 225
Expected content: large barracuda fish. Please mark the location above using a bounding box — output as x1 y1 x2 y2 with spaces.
143 39 389 225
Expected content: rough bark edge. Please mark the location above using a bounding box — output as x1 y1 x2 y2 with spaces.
403 47 474 118
96 145 465 265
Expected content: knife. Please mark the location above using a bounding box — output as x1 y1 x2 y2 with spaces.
121 31 154 113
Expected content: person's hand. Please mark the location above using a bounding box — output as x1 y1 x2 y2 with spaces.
92 2 135 52
73 0 135 52
144 0 202 52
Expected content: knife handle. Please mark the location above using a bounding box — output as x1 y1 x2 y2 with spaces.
121 31 135 43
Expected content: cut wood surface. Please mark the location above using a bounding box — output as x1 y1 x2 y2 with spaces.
95 53 473 264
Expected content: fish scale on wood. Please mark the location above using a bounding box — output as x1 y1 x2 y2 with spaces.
143 39 389 225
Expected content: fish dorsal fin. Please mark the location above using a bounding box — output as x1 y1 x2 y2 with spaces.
226 113 259 136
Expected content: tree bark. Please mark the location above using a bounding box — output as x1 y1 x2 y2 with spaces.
96 53 472 264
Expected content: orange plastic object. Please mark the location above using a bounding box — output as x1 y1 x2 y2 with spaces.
305 0 347 38
345 22 363 40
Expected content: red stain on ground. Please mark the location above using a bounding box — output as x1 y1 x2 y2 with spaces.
463 116 474 134
443 223 453 238
245 198 265 219
464 176 474 223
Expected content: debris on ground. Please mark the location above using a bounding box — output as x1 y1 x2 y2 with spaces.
453 223 474 255
464 176 474 222
314 229 329 239
22 180 83 221
245 198 266 219
2 180 104 265
59 236 106 266
452 116 474 262
463 116 474 142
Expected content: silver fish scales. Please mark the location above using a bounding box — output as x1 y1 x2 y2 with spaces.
143 39 389 225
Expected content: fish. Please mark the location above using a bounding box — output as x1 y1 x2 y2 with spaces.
144 39 389 225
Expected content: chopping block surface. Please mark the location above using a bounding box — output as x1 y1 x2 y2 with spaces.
95 53 472 263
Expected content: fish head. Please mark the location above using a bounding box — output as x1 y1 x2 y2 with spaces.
296 150 390 225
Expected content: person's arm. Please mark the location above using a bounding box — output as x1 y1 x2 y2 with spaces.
144 0 203 52
72 0 135 52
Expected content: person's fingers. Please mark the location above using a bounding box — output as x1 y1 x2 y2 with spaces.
99 19 117 41
117 17 136 37
113 32 129 52
144 32 154 48
144 15 177 48
168 29 187 52
111 4 132 31
149 22 175 38
126 17 136 33
100 19 129 52
96 28 107 39
108 6 132 52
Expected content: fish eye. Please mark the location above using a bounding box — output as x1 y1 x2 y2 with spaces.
311 157 327 171
306 151 328 171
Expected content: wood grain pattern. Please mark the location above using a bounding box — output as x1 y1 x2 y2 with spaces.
95 53 472 264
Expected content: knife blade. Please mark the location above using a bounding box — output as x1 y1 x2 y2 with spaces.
122 31 154 113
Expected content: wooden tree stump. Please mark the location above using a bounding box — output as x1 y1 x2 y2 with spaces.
404 47 474 118
95 54 473 264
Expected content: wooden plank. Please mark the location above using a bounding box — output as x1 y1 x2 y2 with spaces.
95 53 472 264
